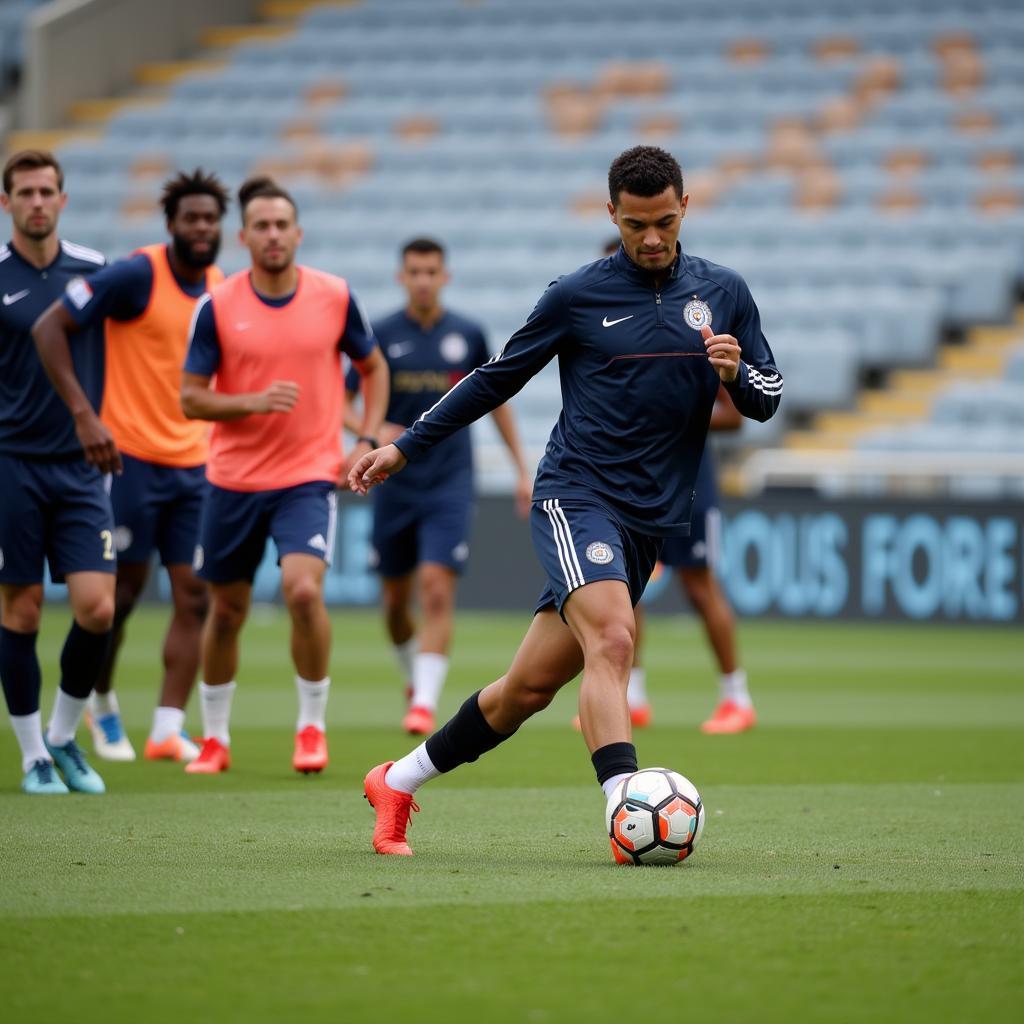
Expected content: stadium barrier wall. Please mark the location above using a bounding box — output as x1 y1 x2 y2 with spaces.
47 494 1023 624
20 0 262 130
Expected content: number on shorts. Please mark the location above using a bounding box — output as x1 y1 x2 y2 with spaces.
100 529 114 561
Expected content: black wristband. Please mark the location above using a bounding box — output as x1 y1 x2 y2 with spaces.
356 434 379 448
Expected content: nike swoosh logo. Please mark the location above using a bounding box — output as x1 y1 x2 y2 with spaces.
602 315 634 327
2 289 30 306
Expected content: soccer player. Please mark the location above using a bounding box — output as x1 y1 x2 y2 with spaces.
349 145 783 855
1 149 112 794
33 169 229 764
346 237 531 735
180 175 389 775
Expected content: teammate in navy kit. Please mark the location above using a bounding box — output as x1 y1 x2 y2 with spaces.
346 238 531 735
0 150 113 794
351 146 783 856
34 169 229 764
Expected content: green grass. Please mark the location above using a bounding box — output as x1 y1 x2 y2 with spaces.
1 607 1021 1023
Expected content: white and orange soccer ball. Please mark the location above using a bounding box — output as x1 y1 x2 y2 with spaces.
605 767 705 865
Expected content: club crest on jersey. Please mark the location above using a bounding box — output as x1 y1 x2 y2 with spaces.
440 332 468 363
682 298 712 332
586 541 614 565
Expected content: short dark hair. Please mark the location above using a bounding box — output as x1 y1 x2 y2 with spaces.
607 146 684 205
160 168 229 221
401 237 445 260
3 149 64 194
238 175 297 222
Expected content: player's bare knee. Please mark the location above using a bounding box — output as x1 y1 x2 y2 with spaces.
283 575 323 620
209 597 246 636
76 593 115 633
587 622 635 676
1 588 43 632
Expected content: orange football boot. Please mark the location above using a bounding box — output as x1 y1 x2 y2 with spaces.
184 737 231 773
701 700 757 734
144 731 200 763
293 725 328 774
402 705 435 735
364 761 418 856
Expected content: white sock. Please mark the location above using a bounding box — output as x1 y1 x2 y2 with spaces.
90 690 119 718
150 706 185 743
384 742 440 794
393 638 416 688
296 675 330 731
199 681 236 745
11 711 51 772
602 772 632 800
411 652 448 711
626 667 648 708
720 669 752 708
46 690 88 747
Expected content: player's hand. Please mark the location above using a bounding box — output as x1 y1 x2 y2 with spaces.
341 437 374 480
251 380 300 414
348 443 407 495
514 471 533 519
701 325 741 383
74 410 122 475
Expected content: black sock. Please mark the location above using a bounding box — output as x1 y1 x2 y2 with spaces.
591 742 638 786
0 627 42 716
425 690 516 773
59 623 112 700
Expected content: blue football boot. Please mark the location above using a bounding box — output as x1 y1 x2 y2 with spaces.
21 758 69 795
45 737 106 794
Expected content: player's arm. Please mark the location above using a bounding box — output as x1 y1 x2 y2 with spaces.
350 279 569 494
702 280 782 423
489 403 533 517
709 384 742 432
347 345 390 461
31 297 122 474
180 295 298 421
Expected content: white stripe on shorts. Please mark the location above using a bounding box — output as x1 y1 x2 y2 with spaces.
543 498 583 591
325 491 338 567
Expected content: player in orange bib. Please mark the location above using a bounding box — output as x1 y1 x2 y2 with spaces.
33 169 230 765
180 176 389 775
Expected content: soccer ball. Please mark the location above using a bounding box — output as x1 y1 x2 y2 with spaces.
606 767 705 865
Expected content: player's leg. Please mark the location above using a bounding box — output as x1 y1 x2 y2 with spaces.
627 602 652 726
142 563 206 762
272 482 337 774
365 608 584 854
679 564 755 733
402 562 457 734
371 492 419 704
403 498 471 733
88 560 148 761
43 463 117 792
0 584 65 793
186 483 266 774
146 466 209 762
47 570 116 793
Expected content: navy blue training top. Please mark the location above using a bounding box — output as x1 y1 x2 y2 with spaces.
348 308 490 495
394 246 782 537
62 245 206 328
0 238 106 459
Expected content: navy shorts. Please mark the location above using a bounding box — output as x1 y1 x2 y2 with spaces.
194 480 337 584
0 453 116 585
531 498 661 616
659 503 722 570
370 487 473 578
111 454 206 566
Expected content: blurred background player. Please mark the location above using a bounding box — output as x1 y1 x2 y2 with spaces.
346 237 531 735
33 168 229 764
180 176 389 775
1 150 113 794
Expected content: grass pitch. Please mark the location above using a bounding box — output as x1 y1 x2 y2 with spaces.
1 606 1021 1023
